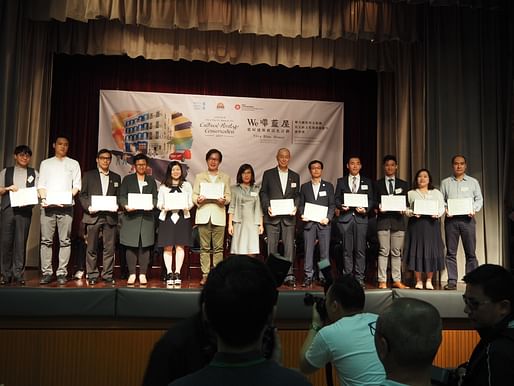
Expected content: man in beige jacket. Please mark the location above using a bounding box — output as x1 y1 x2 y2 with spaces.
193 149 231 285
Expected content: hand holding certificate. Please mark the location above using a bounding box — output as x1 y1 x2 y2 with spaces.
381 195 406 212
413 199 439 216
303 203 328 223
270 199 295 216
343 193 368 208
200 182 225 200
447 198 473 216
91 195 118 212
9 187 38 207
128 193 154 210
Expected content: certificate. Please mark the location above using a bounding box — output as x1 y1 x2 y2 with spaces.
413 199 439 216
343 193 368 208
164 192 188 210
270 199 295 216
447 198 473 216
200 182 224 199
9 187 38 207
91 195 118 212
46 190 73 205
303 202 328 223
381 195 406 212
128 193 153 210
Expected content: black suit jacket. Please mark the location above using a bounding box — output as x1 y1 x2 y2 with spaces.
80 169 121 225
335 174 374 224
260 167 300 226
298 180 335 230
374 177 409 231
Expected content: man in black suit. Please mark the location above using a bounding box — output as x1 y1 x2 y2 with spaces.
79 149 121 285
374 155 409 289
298 160 335 287
334 156 374 287
260 148 300 287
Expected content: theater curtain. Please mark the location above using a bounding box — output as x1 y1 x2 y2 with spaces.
1 0 512 267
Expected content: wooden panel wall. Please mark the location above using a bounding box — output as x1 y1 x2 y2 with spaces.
0 329 479 386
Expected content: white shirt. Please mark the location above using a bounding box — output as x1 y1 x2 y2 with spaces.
348 174 360 193
278 167 288 195
38 156 81 200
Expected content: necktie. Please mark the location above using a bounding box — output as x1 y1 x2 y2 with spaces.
352 176 357 193
388 179 394 195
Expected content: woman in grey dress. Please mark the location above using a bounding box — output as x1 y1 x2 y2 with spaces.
228 164 263 256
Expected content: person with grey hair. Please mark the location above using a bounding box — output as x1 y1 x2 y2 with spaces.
373 298 442 386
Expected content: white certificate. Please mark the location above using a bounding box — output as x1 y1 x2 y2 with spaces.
46 190 73 205
9 187 39 207
413 199 439 216
91 195 118 212
343 193 368 208
200 182 224 199
381 195 406 212
447 198 473 216
128 193 153 210
270 199 295 216
164 192 187 210
303 202 328 223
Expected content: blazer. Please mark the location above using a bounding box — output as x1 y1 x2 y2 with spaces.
228 184 262 225
374 177 409 231
260 167 300 226
118 173 158 247
298 180 335 230
80 169 121 225
192 170 231 226
335 174 374 224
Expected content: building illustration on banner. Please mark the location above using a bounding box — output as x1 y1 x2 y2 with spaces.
123 107 193 161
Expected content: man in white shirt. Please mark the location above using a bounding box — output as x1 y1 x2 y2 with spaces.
38 136 81 285
0 145 38 285
440 155 483 290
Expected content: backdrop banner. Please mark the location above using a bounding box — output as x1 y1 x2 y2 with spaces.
99 90 344 186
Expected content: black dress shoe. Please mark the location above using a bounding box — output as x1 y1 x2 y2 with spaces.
39 275 53 284
301 278 312 287
284 277 296 288
56 275 68 285
88 278 98 285
444 283 457 290
15 278 26 286
0 277 10 285
103 277 115 284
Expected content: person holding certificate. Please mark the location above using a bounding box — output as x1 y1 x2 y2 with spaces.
119 153 158 285
227 164 263 256
0 145 38 285
38 135 81 285
334 156 374 288
157 161 193 286
192 149 231 286
79 149 121 285
374 155 409 289
404 169 445 290
260 148 300 287
298 160 335 287
440 155 483 290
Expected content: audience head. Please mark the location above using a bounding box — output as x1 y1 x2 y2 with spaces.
463 264 514 329
374 298 442 373
236 163 256 185
325 275 365 322
202 255 278 349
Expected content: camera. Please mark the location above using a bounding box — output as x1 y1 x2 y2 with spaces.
304 293 328 322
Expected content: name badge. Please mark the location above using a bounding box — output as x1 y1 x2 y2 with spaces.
250 192 258 197
319 191 327 197
461 186 469 192
395 188 402 194
27 175 34 184
361 185 368 190
113 182 119 187
291 182 297 188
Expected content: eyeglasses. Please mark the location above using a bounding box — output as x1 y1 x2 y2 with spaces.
462 295 491 310
368 321 377 336
208 157 220 162
98 156 112 160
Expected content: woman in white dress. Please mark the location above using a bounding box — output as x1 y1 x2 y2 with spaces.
228 164 264 256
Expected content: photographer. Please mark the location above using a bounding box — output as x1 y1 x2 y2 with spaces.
299 275 385 385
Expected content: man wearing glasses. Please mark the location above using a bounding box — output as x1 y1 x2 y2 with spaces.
0 145 38 285
79 149 121 285
459 264 514 386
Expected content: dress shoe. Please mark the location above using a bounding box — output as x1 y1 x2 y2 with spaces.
377 281 387 289
73 270 84 280
127 274 136 285
415 281 423 290
166 273 174 286
103 277 115 284
425 280 434 290
301 278 312 288
15 277 26 286
392 281 409 289
200 276 207 286
139 274 147 285
88 278 98 285
56 275 68 285
284 277 296 288
444 282 457 290
0 277 10 285
39 274 53 285
174 273 182 285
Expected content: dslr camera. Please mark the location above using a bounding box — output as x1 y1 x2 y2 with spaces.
304 292 328 322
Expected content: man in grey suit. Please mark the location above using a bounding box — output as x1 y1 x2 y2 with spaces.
298 160 335 287
260 148 300 287
79 149 121 285
334 156 374 288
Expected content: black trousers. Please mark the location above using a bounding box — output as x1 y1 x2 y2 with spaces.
1 207 32 280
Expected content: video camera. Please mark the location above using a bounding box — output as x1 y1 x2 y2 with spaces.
303 292 328 322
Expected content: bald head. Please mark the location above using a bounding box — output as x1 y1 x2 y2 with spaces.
376 298 442 368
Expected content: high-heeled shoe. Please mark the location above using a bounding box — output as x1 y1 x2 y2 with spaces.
426 280 434 290
415 281 423 290
139 274 147 285
127 274 136 285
